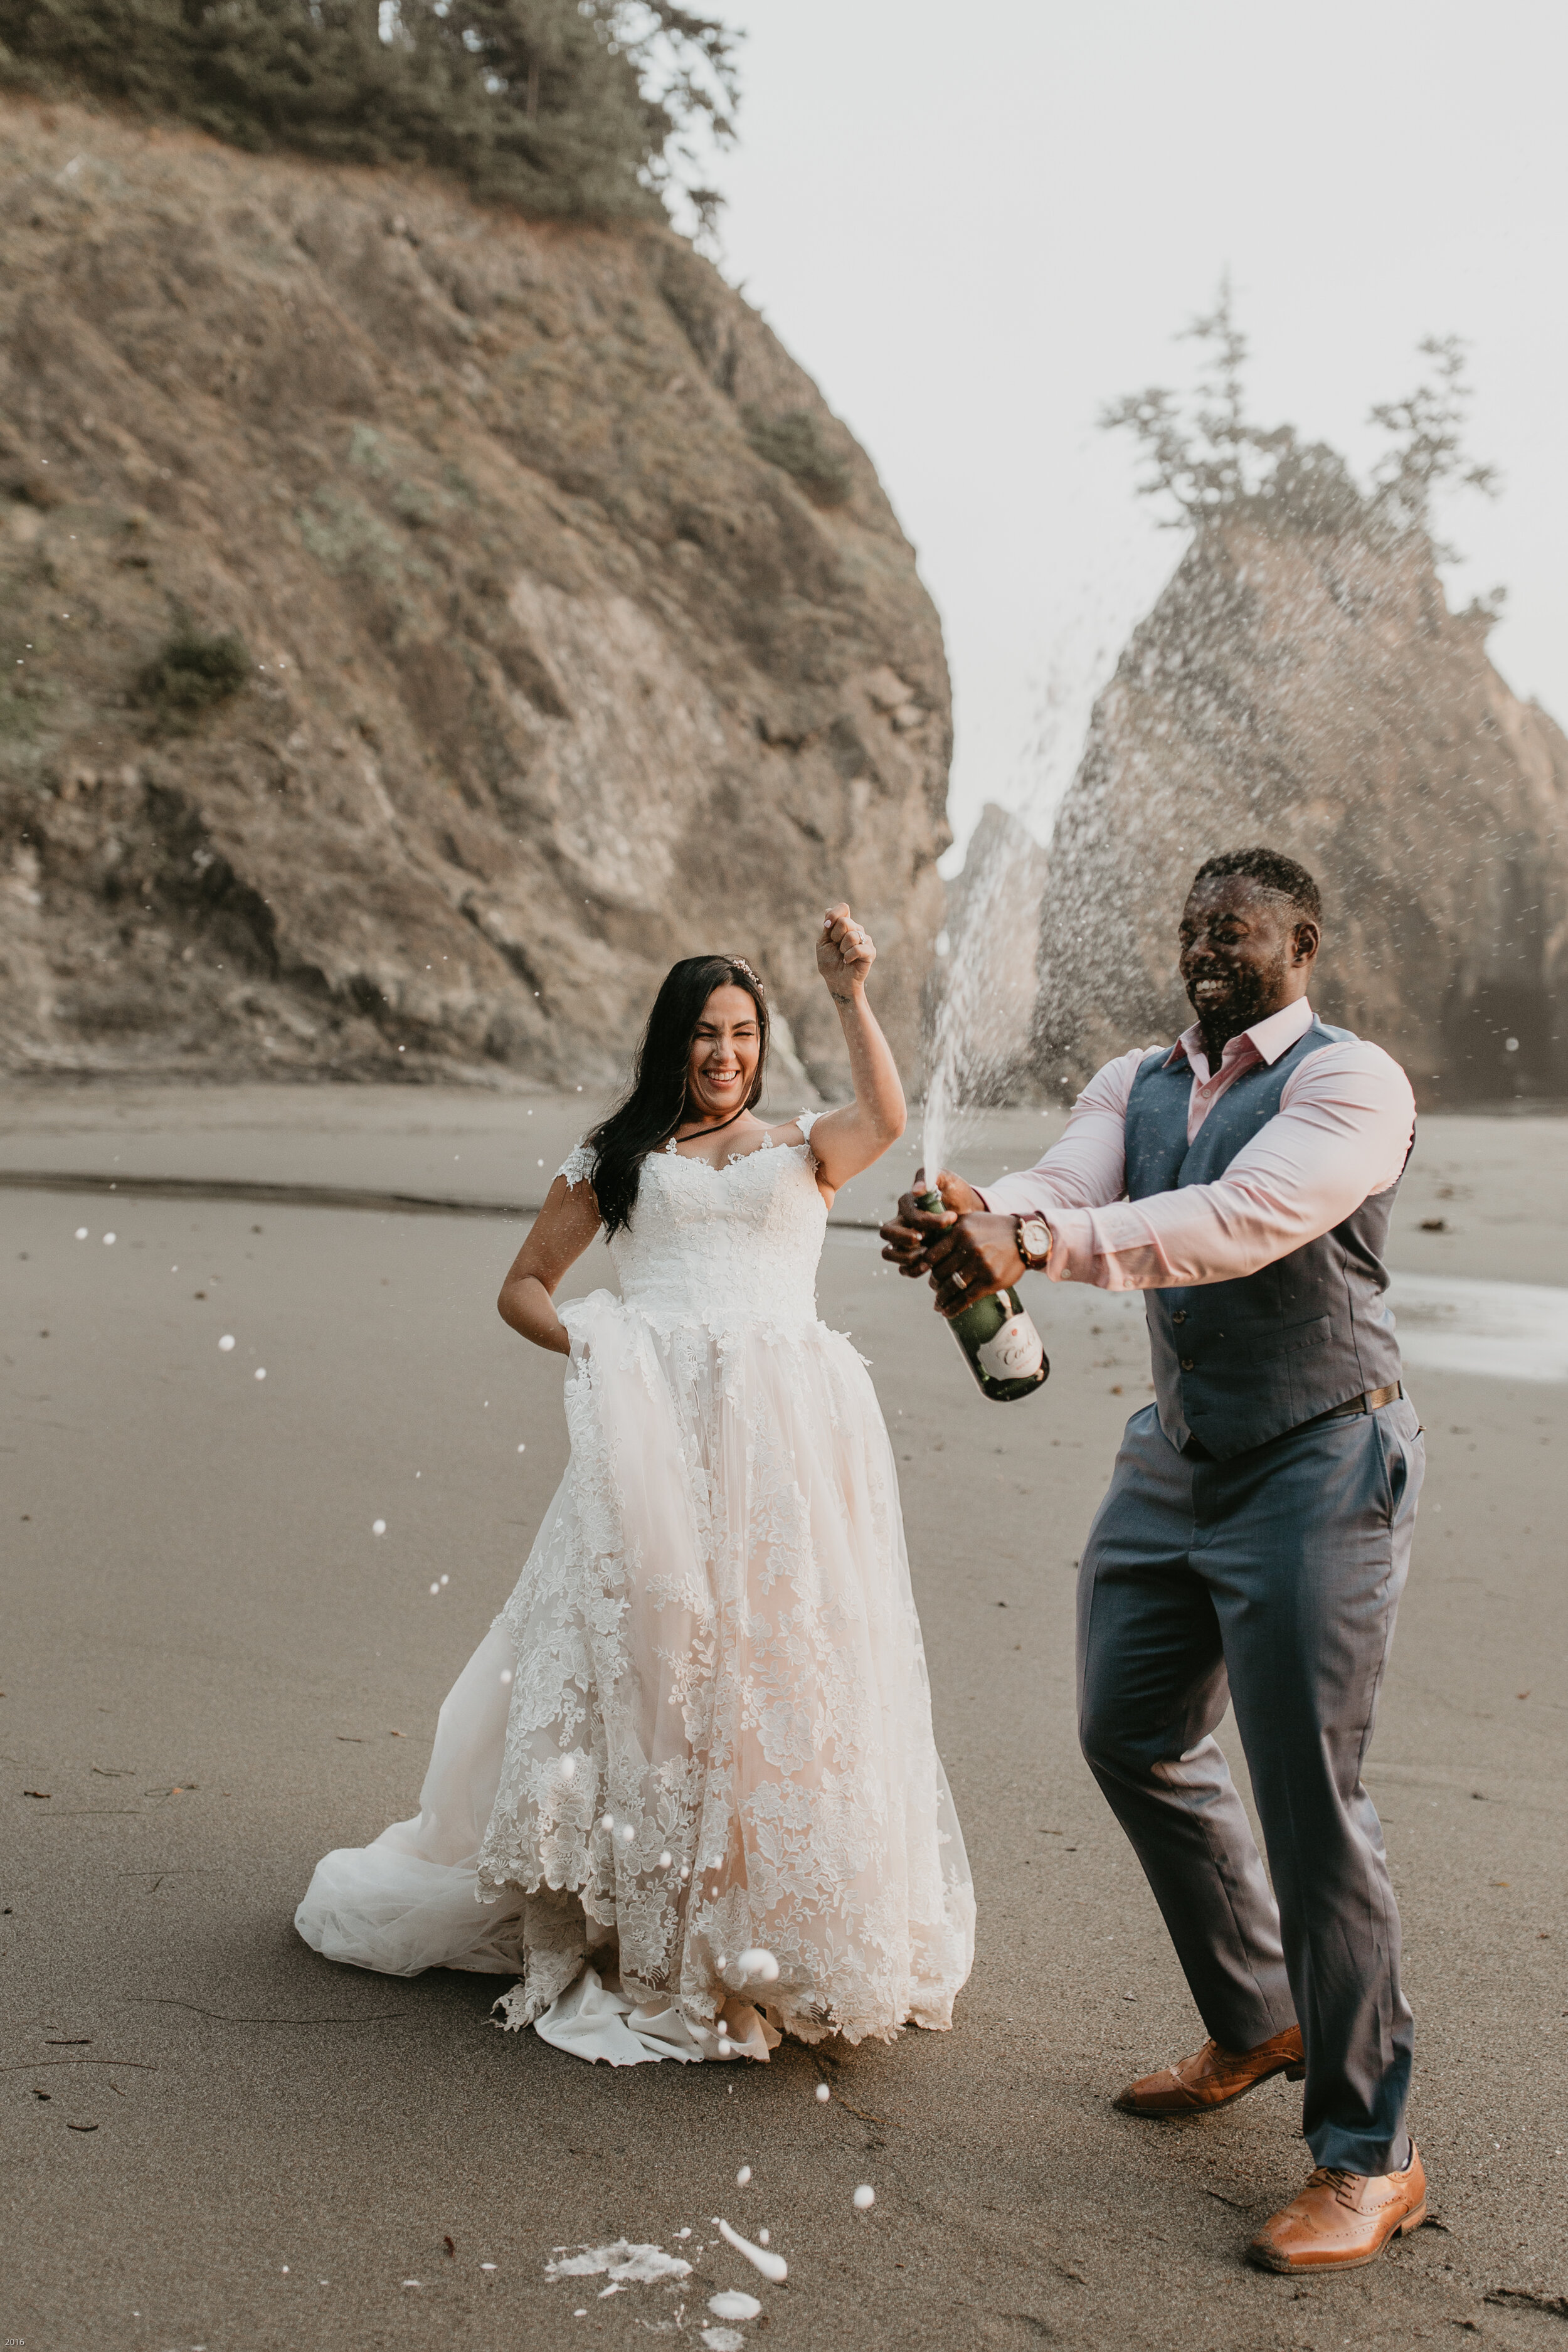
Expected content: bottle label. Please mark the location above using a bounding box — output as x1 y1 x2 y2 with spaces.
976 1311 1044 1382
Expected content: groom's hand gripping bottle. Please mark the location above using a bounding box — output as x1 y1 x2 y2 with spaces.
919 1192 1049 1403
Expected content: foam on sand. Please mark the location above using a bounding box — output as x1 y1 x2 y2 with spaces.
709 2289 763 2319
544 2240 692 2292
716 2218 787 2282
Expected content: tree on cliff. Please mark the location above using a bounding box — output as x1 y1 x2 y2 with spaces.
1099 277 1500 591
0 0 738 230
1029 287 1557 1104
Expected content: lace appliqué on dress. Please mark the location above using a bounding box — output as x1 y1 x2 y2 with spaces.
471 1135 975 2048
557 1139 596 1189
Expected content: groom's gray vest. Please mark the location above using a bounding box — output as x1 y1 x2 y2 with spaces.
1124 1020 1406 1461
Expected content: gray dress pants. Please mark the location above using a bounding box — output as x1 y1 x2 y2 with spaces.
1076 1396 1424 2174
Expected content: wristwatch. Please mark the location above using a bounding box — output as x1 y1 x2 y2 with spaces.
1015 1214 1052 1270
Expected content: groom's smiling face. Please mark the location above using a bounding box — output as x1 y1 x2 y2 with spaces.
1178 876 1317 1048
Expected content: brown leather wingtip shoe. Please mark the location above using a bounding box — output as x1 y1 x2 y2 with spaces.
1114 2024 1305 2116
1248 2144 1428 2274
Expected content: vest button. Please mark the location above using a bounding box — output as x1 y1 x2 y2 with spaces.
1172 1310 1187 1325
1180 1355 1195 1370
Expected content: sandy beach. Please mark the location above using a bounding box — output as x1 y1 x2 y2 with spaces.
3 1083 1565 2351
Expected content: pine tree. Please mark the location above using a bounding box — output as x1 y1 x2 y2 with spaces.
1099 280 1497 555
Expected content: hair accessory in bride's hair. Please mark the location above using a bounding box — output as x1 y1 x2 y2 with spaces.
729 957 764 990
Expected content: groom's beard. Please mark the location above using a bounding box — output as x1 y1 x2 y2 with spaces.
1188 946 1291 1062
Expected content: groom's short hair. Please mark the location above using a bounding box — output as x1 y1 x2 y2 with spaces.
1190 845 1322 923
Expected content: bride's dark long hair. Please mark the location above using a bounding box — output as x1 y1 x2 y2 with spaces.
586 955 771 1236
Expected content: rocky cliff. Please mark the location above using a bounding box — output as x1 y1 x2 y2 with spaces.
0 94 951 1091
1035 522 1568 1102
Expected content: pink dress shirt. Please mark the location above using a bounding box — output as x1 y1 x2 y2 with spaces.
977 997 1416 1293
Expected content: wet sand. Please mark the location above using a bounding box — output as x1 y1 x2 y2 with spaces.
3 1085 1565 2351
4 1078 1567 1269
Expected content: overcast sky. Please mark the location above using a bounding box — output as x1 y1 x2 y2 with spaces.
711 0 1568 870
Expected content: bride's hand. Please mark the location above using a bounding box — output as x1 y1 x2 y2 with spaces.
802 904 903 1190
880 1167 987 1275
818 903 874 995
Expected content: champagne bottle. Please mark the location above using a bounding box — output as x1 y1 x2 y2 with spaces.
919 1191 1049 1402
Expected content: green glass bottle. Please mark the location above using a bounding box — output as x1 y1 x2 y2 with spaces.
919 1191 1050 1402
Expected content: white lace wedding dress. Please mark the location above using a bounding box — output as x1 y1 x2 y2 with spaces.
295 1117 974 2064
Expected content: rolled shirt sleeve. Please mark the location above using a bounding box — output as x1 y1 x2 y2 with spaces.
978 1041 1415 1292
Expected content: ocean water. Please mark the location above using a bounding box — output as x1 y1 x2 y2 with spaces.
1388 1274 1568 1383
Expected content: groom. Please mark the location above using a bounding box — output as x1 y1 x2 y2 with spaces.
882 846 1427 2274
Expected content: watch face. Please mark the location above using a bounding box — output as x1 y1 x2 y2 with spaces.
1019 1218 1051 1264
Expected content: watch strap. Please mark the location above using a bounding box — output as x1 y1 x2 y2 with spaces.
1015 1214 1052 1270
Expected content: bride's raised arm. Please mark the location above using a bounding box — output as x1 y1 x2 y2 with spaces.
797 903 907 1191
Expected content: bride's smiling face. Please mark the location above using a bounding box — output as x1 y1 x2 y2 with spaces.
685 984 761 1122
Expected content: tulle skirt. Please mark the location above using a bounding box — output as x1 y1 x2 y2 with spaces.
296 1290 974 2063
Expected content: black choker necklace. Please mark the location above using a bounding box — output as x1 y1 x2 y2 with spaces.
674 1099 751 1143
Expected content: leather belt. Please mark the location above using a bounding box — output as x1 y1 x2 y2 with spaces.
1289 1382 1404 1436
1181 1383 1404 1462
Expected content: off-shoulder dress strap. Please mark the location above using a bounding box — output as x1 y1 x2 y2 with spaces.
795 1109 819 1143
556 1139 596 1187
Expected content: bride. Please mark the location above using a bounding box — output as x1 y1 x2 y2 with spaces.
296 906 974 2065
